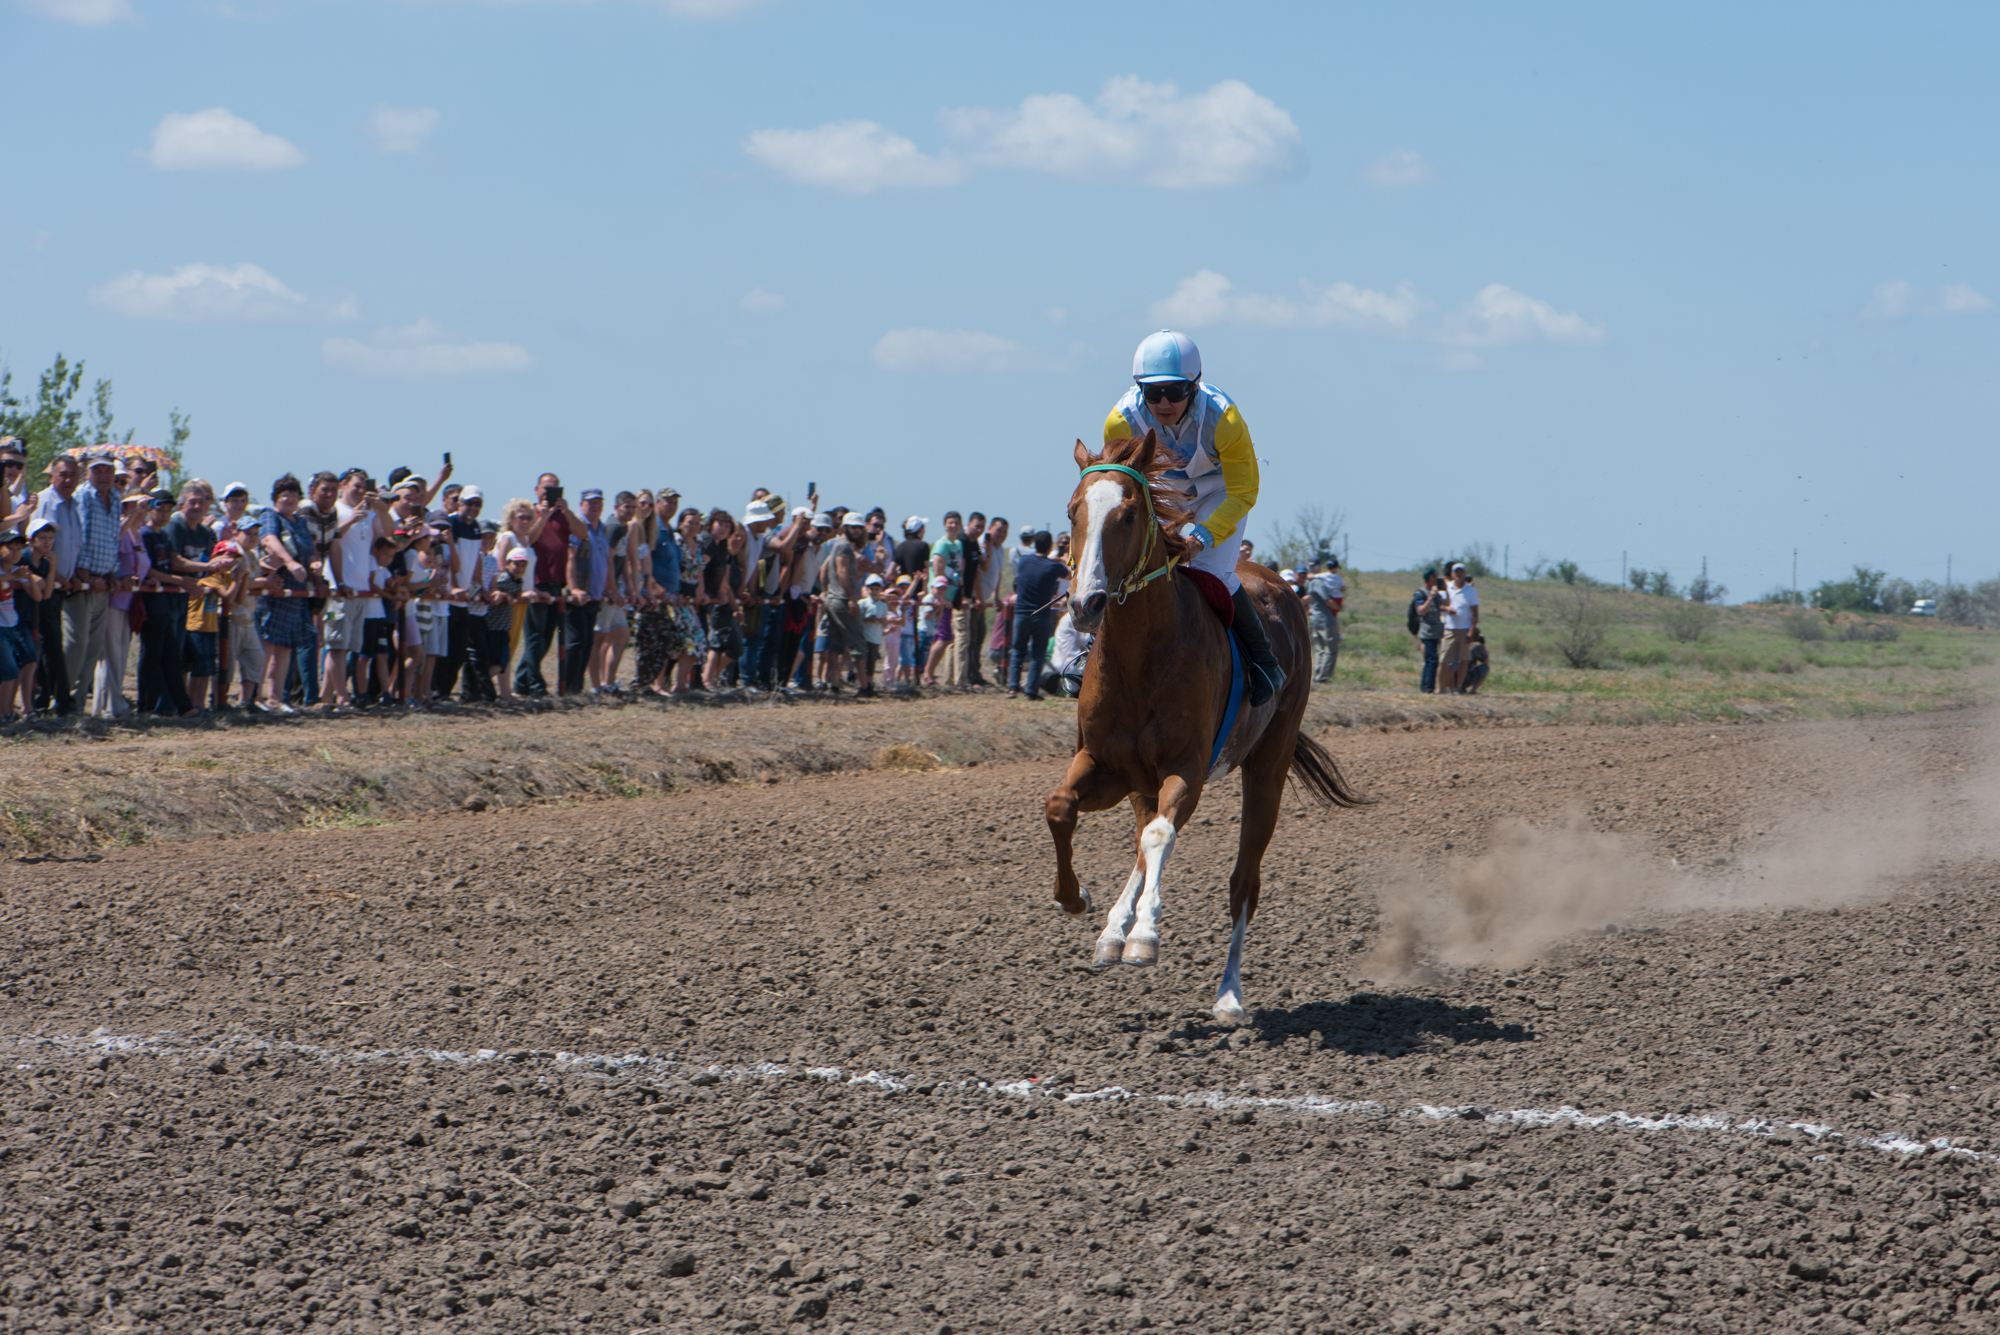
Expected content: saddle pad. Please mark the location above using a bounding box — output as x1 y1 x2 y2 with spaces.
1178 565 1234 628
1211 629 1244 775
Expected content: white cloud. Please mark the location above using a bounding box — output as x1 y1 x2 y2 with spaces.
1151 269 1423 333
90 262 306 320
323 320 533 377
942 77 1298 189
742 121 967 194
1440 284 1606 347
659 0 768 14
370 105 439 155
1864 279 1991 319
870 329 1069 373
1363 148 1434 189
739 288 786 314
1150 270 1606 362
21 0 135 23
748 77 1298 194
144 108 305 172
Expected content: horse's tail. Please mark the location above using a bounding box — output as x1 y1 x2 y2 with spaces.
1289 732 1371 810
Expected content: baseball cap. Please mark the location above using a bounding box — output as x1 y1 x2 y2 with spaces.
148 488 175 507
236 510 266 530
459 485 484 502
0 437 24 459
222 481 250 499
85 449 118 469
25 517 54 539
810 512 832 528
210 540 244 562
0 528 24 545
743 500 776 525
479 519 499 535
864 573 885 587
1279 568 1296 581
903 515 927 535
392 476 425 494
579 488 604 502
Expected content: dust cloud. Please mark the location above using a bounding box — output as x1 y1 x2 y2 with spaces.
1361 710 1997 981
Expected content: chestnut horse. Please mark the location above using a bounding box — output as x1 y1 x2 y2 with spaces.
1046 431 1365 1024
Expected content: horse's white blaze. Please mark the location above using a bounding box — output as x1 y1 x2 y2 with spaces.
1214 904 1250 1025
1128 815 1176 952
1071 478 1122 612
1094 861 1145 964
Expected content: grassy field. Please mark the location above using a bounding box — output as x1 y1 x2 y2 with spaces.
1319 570 1999 723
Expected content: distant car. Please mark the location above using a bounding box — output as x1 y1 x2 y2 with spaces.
1909 599 1937 616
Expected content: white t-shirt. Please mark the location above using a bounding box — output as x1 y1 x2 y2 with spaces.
1307 570 1345 609
334 501 379 593
359 562 388 620
858 594 887 646
1446 582 1480 631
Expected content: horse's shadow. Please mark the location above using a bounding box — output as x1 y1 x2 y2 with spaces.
1173 993 1534 1055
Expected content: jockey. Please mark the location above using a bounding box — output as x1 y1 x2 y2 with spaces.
1104 329 1287 705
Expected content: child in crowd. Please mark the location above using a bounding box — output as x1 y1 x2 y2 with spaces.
858 573 888 696
488 550 527 701
881 575 909 687
0 527 37 720
360 535 398 705
188 541 240 714
919 573 951 689
16 519 54 714
1464 630 1490 693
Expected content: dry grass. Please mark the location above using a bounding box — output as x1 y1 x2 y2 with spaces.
873 742 942 771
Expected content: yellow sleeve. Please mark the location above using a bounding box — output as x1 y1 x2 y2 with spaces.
1195 404 1258 545
1103 405 1133 445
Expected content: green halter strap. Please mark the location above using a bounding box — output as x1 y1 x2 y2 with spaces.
1078 462 1182 602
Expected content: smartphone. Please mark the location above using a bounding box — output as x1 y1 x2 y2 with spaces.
808 481 817 499
548 486 564 504
443 451 452 465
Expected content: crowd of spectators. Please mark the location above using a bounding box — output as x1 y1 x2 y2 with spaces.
1407 563 1486 693
0 439 1099 720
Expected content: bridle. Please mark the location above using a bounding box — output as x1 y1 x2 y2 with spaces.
1078 462 1181 604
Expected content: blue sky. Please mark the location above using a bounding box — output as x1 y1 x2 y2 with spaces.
5 0 1994 596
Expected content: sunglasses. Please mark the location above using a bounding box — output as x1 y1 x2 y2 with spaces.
1140 380 1197 405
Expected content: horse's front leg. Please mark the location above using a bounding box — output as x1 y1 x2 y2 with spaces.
1123 772 1201 966
1046 750 1128 919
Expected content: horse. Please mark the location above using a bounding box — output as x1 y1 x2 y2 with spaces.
1045 430 1367 1025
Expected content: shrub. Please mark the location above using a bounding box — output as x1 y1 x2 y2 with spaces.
1834 620 1899 643
1760 587 1807 606
1659 600 1716 643
1781 612 1827 642
1550 586 1612 668
1811 566 1886 613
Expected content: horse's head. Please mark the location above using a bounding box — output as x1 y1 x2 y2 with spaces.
1065 431 1192 633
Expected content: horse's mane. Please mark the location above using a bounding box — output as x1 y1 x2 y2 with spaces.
1097 431 1196 564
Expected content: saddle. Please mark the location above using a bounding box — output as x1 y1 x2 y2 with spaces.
1178 566 1234 628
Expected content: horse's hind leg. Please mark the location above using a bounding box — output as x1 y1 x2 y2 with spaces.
1215 751 1285 1025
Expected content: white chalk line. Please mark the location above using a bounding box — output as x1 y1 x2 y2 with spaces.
6 1028 1984 1167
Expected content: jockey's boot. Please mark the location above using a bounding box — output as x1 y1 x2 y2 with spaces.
1230 583 1287 707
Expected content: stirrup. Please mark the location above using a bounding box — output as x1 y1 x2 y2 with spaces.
1246 660 1283 707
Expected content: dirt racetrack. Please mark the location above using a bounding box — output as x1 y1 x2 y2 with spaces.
3 708 1998 1334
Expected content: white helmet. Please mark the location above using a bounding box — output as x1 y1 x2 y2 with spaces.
1132 330 1201 384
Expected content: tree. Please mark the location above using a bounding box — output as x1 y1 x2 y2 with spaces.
1760 586 1807 606
1426 541 1496 579
1551 586 1612 667
1686 574 1727 605
1271 505 1345 574
0 353 183 487
1810 566 1885 614
1544 559 1582 585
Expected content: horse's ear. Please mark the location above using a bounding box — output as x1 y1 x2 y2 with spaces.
1132 429 1159 473
1073 439 1096 471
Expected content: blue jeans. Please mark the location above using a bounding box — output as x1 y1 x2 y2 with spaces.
1008 609 1058 695
747 602 784 687
0 625 35 682
1419 637 1439 692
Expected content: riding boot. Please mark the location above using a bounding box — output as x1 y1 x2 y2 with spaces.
1230 583 1287 707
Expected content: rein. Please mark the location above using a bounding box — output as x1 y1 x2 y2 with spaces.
1078 462 1182 603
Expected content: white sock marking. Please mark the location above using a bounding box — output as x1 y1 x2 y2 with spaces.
1130 815 1177 946
1096 862 1145 954
1214 902 1249 1021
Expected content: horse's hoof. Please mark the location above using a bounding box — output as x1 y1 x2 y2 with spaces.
1092 941 1124 968
1213 1003 1249 1027
1122 938 1158 966
1058 886 1093 918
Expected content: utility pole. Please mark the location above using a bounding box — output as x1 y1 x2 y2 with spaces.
1792 548 1798 594
1504 544 1509 580
1947 554 1953 587
1621 550 1626 586
1343 534 1350 571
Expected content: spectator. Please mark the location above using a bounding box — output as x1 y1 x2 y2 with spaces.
960 512 990 686
695 507 744 691
1410 569 1445 694
487 544 526 701
734 498 781 689
893 516 931 680
1464 629 1490 693
591 491 640 694
975 516 1009 683
559 489 609 695
64 453 122 716
1054 530 1071 565
2 437 34 529
1306 552 1344 683
30 455 84 716
358 534 397 703
0 526 35 720
1239 538 1256 564
93 489 151 717
222 510 267 710
516 473 574 698
1008 529 1066 699
440 484 493 703
216 481 253 540
858 573 889 694
1438 562 1480 693
18 518 56 715
135 490 196 717
322 470 385 711
919 572 952 687
929 511 967 686
881 575 908 688
818 512 867 695
256 473 318 716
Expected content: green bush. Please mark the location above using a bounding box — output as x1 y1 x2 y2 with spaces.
1660 600 1717 643
1781 612 1828 642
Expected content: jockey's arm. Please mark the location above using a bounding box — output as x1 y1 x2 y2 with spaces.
1195 405 1258 549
